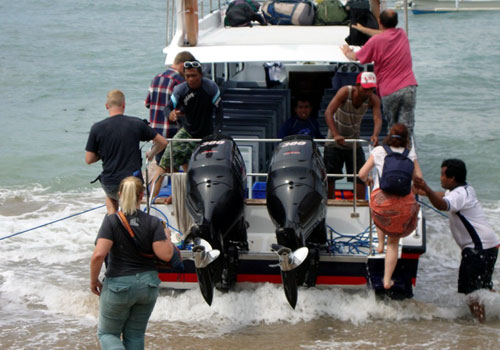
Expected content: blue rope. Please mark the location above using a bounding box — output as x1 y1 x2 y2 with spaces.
0 204 106 241
326 199 446 255
327 224 377 255
416 198 448 218
148 205 182 235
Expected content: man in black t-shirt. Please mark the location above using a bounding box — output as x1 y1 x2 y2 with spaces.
85 89 167 214
151 61 223 200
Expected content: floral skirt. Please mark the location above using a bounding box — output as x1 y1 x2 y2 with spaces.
370 188 420 237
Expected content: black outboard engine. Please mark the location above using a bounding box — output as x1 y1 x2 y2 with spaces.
266 135 327 308
186 134 248 305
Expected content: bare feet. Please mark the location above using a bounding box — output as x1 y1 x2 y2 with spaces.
469 301 486 323
376 244 384 254
383 278 394 290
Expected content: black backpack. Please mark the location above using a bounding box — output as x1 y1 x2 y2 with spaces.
224 0 266 27
379 145 414 196
344 0 379 46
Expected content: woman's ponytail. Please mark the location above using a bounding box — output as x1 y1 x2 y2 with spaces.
118 176 144 215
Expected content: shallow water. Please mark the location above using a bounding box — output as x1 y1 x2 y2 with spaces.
1 1 500 349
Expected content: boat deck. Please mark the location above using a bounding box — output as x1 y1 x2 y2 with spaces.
165 12 354 64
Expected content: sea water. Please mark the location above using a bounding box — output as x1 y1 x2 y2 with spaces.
1 1 500 349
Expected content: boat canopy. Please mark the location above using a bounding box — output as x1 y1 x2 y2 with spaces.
163 25 355 65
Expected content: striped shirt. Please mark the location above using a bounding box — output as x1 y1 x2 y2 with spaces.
328 86 369 150
145 68 184 138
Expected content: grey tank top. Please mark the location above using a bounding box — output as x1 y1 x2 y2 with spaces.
327 86 369 149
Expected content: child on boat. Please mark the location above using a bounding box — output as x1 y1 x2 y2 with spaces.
278 96 323 139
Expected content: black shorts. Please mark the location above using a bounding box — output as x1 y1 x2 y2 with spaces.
458 246 498 294
101 183 119 201
323 146 366 184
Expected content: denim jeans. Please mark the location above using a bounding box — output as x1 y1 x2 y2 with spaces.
381 85 417 136
98 270 160 350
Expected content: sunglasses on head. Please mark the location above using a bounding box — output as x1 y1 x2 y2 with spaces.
184 61 201 69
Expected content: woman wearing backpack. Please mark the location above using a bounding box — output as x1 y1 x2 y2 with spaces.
358 123 422 289
90 176 176 350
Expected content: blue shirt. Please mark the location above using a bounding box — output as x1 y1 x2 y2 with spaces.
278 116 323 139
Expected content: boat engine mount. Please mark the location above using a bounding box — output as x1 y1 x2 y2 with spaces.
185 134 248 305
266 135 328 308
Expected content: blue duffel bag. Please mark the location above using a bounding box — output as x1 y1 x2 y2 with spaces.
261 0 315 25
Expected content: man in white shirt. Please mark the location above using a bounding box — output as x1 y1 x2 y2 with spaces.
414 159 499 323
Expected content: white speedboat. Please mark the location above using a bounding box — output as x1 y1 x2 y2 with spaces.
150 0 426 308
410 0 500 13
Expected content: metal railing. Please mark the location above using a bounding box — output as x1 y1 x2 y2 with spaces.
151 137 371 215
148 136 375 255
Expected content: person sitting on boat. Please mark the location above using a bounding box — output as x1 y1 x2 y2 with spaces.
413 159 499 323
323 71 382 199
85 89 167 214
145 51 196 200
90 176 176 349
278 96 323 139
341 9 418 137
358 123 422 290
152 60 223 202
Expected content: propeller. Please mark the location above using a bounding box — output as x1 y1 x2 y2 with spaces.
192 238 220 305
271 244 309 309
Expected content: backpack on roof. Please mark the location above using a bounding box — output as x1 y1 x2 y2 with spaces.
261 0 315 25
379 145 414 196
344 0 379 46
314 0 348 25
224 0 266 27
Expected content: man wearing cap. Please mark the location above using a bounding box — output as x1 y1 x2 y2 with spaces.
323 71 382 199
341 9 417 136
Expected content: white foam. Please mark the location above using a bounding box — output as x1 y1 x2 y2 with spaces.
150 283 460 330
0 187 499 333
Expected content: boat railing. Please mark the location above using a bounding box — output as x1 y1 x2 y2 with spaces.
147 136 376 256
153 136 371 217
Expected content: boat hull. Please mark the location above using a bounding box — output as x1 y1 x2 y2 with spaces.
159 251 422 297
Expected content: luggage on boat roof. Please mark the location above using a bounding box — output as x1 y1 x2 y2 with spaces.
314 0 349 25
262 0 315 26
344 0 379 46
224 0 266 27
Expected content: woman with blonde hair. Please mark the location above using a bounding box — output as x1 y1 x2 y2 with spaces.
90 176 176 349
359 123 422 289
